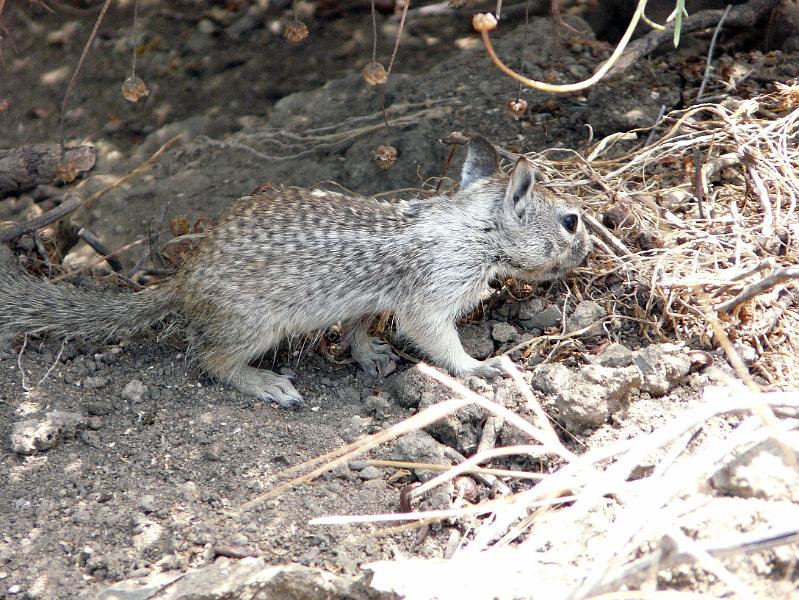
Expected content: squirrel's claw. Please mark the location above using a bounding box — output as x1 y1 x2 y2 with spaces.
352 337 398 377
255 374 304 409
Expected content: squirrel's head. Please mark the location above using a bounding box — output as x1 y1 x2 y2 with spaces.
460 135 592 282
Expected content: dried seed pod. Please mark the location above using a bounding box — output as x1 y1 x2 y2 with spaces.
121 76 149 103
283 20 309 42
688 350 713 373
472 12 498 33
602 206 632 229
362 61 388 86
453 476 479 504
56 161 80 184
170 215 191 237
373 144 397 170
507 98 528 116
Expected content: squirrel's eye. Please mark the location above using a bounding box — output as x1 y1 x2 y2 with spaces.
562 213 579 234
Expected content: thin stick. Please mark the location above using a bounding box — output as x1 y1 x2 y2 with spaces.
31 231 50 266
411 445 553 499
363 459 545 481
644 104 667 146
444 446 512 494
715 265 799 313
310 493 576 526
59 0 113 153
693 147 706 219
667 528 757 600
586 214 635 258
52 227 171 283
130 0 140 79
743 159 775 237
78 228 124 273
17 334 30 392
0 194 81 243
385 0 409 78
81 135 182 210
696 4 731 101
369 0 377 64
35 340 67 387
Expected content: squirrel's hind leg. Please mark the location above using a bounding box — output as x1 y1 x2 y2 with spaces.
200 343 304 409
347 316 398 377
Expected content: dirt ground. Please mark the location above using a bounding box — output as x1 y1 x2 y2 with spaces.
1 1 798 599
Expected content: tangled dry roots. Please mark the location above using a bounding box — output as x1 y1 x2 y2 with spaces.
524 86 799 388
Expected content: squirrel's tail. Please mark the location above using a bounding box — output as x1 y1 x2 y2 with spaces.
0 266 175 345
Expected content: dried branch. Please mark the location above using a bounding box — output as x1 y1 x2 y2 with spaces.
77 227 123 273
0 193 81 243
715 265 799 313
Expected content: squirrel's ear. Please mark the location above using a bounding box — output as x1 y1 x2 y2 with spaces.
460 135 499 190
504 158 537 218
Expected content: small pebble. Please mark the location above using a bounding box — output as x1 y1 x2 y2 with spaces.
358 466 382 480
138 494 156 513
491 321 519 343
83 375 109 389
121 379 147 402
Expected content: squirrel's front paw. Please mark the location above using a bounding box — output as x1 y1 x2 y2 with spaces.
462 357 505 380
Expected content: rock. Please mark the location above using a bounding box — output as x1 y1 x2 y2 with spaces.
197 18 217 35
518 300 562 331
339 415 373 443
98 558 377 600
83 375 110 389
358 466 382 481
710 435 799 501
491 301 518 320
138 494 157 514
458 322 495 360
121 379 147 403
517 298 545 321
79 430 102 449
596 342 634 368
84 400 113 416
566 301 606 336
11 411 87 455
491 322 519 344
418 393 485 456
531 363 641 430
732 341 758 365
386 366 440 409
389 430 450 482
363 395 392 418
633 343 692 396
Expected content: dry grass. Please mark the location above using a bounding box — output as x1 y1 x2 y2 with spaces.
526 86 799 389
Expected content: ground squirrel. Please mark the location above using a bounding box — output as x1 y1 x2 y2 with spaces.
0 136 591 407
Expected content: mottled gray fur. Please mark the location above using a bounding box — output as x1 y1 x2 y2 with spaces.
0 136 591 407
